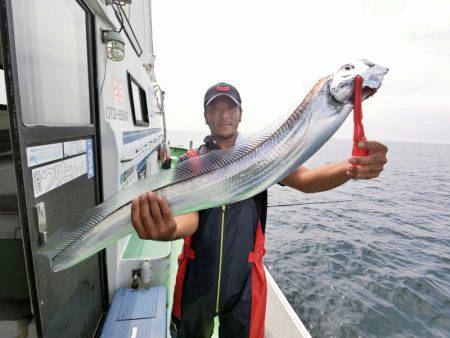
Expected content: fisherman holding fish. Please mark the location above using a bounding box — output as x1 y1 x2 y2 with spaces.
131 77 388 337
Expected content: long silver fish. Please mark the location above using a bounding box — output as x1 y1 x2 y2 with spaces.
37 60 388 271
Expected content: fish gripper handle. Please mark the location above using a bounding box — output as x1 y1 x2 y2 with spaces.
352 75 369 157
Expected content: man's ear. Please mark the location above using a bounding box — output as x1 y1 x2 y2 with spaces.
204 111 208 125
238 108 242 122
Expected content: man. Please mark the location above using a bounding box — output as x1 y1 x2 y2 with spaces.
131 83 388 338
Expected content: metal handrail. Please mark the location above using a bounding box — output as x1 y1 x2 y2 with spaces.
120 141 156 163
114 5 143 57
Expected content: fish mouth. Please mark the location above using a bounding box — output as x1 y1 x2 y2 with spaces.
358 65 389 100
364 86 377 96
330 74 386 104
359 86 377 100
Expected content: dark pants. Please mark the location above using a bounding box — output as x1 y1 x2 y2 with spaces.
170 274 253 337
170 222 267 338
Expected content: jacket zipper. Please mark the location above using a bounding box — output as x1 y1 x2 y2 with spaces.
215 205 226 314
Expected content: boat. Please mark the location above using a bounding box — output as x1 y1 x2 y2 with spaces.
0 0 311 336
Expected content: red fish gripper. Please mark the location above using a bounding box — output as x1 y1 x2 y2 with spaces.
352 75 369 157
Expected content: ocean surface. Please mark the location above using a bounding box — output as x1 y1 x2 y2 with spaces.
168 130 450 338
264 139 450 338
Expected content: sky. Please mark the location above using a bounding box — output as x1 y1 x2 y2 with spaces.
151 0 450 144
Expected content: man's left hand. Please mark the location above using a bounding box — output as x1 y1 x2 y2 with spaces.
346 141 388 179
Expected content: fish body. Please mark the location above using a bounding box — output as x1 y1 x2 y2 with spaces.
38 60 388 271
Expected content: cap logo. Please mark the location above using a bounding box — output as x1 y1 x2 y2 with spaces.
215 86 230 91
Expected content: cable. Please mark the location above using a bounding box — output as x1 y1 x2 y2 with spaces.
98 55 108 95
268 200 351 208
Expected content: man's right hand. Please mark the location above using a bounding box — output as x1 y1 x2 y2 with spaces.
131 192 177 241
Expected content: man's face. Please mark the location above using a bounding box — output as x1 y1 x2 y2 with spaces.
204 96 241 139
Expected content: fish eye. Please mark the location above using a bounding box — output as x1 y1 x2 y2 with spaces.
343 64 354 71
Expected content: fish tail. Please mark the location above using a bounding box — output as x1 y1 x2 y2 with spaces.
35 225 87 260
37 204 135 272
35 170 173 266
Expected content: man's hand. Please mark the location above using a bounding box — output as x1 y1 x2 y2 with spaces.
346 141 388 179
131 192 177 241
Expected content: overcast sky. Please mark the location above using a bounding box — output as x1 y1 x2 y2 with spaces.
151 0 450 144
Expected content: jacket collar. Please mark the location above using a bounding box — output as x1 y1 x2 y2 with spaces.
204 132 244 151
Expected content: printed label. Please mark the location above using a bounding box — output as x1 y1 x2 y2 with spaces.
105 105 129 121
31 155 87 198
86 139 94 179
113 77 124 103
120 166 135 188
26 143 63 167
63 139 86 157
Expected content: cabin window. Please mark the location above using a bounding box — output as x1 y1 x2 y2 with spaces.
127 74 149 126
11 0 91 125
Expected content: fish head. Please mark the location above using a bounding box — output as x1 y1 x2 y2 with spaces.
329 59 388 103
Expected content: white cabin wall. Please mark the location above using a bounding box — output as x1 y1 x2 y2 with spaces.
91 0 164 301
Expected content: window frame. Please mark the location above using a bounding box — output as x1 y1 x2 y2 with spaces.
127 72 149 126
16 0 94 127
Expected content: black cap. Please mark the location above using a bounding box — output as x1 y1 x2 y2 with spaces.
204 82 241 109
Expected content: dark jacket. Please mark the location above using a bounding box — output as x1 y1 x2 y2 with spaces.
171 135 268 338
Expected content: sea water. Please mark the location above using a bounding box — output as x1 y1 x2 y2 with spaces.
265 139 450 337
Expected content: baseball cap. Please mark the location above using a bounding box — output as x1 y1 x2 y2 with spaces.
204 82 241 109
